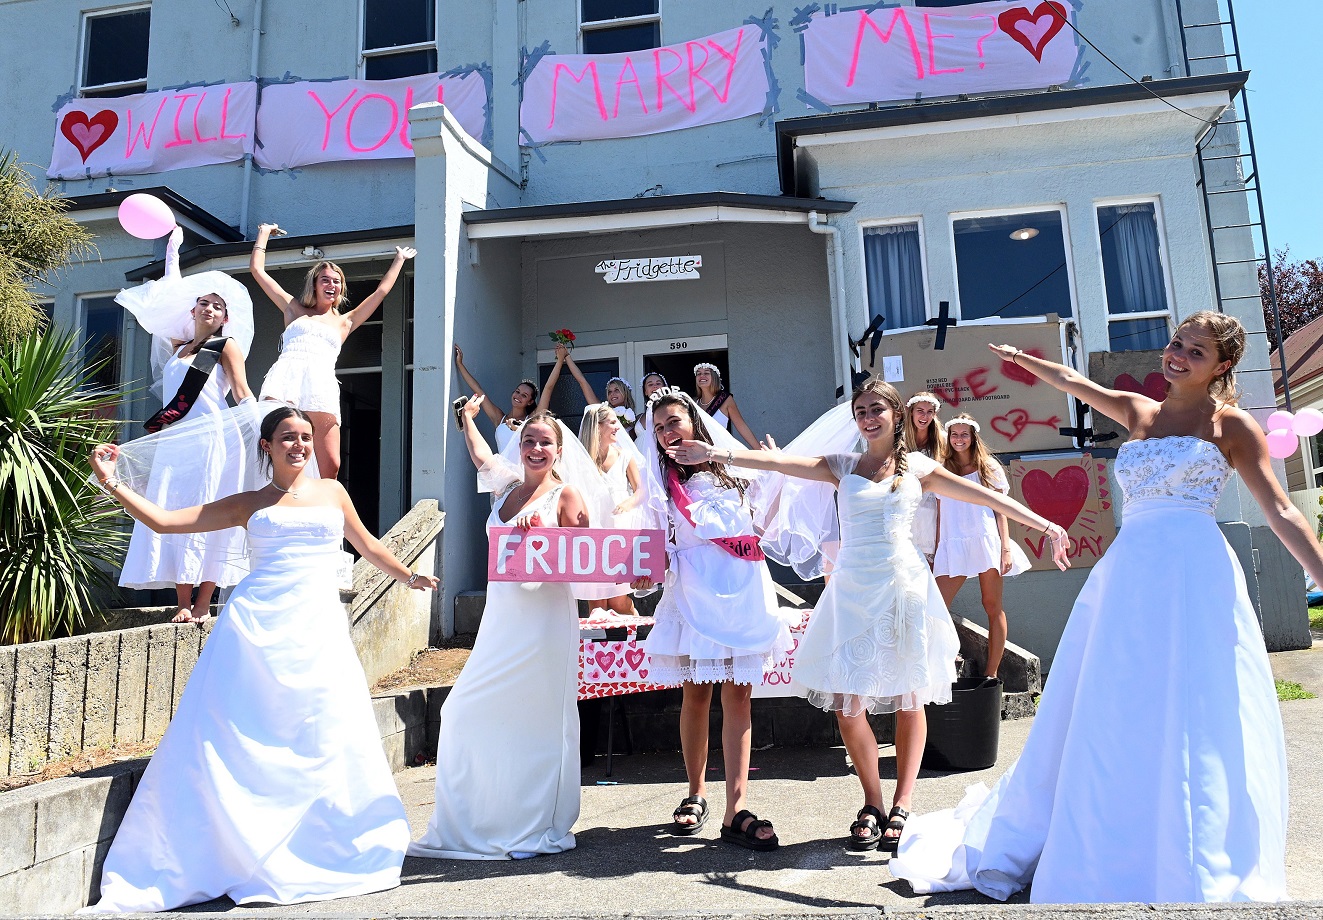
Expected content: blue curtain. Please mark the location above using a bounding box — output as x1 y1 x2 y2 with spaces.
864 224 926 330
1101 204 1169 351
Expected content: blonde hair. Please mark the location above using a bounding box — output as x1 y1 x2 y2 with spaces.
903 391 946 463
851 378 908 492
519 411 564 482
579 404 616 471
1178 310 1246 406
942 413 1002 490
299 261 351 312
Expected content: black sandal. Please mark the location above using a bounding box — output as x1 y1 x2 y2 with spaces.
847 804 884 851
879 805 909 853
720 809 779 851
670 795 708 835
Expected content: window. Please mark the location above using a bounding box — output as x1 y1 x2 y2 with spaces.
80 7 150 98
581 0 660 55
362 0 436 79
953 210 1073 322
1097 202 1172 352
863 222 928 331
79 296 126 392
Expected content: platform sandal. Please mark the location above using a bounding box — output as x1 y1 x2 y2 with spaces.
670 795 708 835
879 805 909 853
847 804 884 851
720 809 779 851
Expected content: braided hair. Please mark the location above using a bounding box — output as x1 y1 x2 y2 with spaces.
649 392 748 497
851 378 908 492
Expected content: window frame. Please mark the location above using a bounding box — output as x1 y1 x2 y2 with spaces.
947 203 1078 326
78 3 152 98
358 0 438 79
857 216 932 333
579 0 663 54
1092 195 1177 352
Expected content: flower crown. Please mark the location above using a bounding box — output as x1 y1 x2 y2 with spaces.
606 376 633 395
906 394 942 410
693 362 720 376
944 417 980 433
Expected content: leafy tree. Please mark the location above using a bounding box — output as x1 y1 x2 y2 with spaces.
1261 247 1323 351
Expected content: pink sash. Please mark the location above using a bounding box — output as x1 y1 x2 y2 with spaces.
665 467 765 562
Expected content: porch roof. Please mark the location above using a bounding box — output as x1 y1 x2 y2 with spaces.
461 191 855 240
64 186 245 243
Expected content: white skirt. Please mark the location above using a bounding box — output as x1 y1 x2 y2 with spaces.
933 531 1030 579
260 354 342 422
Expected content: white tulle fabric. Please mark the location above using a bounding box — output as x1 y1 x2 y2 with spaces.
792 452 959 717
409 484 580 860
891 437 1289 903
259 317 343 421
83 506 408 912
933 466 1031 578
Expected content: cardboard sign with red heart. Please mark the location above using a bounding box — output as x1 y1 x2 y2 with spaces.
1008 454 1115 571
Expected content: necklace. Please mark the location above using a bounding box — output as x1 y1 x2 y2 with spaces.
272 480 301 499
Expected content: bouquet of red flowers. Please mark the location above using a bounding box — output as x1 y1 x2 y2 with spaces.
550 328 576 348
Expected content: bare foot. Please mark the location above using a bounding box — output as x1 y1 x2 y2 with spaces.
170 607 192 624
189 603 212 623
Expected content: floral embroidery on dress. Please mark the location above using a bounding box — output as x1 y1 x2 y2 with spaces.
1116 436 1231 514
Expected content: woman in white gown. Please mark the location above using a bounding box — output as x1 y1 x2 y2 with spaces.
892 312 1323 903
579 403 644 614
409 397 606 860
902 392 946 567
671 379 1067 852
84 407 436 912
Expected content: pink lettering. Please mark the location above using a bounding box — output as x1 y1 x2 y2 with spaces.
699 28 744 103
846 8 924 87
399 86 415 150
192 92 218 143
924 14 965 76
164 93 197 148
124 97 170 157
308 88 357 151
548 61 607 128
612 55 649 118
653 46 694 113
345 93 399 153
218 88 247 141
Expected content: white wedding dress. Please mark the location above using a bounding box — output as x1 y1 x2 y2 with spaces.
892 437 1289 903
409 484 581 859
85 506 409 912
259 316 343 422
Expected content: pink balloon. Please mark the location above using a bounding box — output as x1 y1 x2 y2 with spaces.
1266 410 1295 433
117 194 176 240
1292 407 1323 438
1266 428 1298 459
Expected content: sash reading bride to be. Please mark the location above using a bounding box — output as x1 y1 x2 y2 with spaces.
144 336 229 433
665 467 765 561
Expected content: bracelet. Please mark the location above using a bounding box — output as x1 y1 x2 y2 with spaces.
98 477 122 494
253 245 266 251
1011 349 1025 366
403 572 420 586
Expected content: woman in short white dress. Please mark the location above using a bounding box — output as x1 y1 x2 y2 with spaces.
249 222 415 477
903 392 946 567
932 413 1031 679
674 379 1067 853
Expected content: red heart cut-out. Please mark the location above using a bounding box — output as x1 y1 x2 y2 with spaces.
1113 372 1167 402
624 648 646 671
1021 465 1089 530
60 110 119 162
998 2 1068 62
594 650 617 671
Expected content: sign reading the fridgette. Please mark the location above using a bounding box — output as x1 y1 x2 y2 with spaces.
488 527 666 583
595 255 702 284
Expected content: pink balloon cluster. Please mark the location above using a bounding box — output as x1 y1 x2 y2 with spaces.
117 193 177 240
1264 408 1323 459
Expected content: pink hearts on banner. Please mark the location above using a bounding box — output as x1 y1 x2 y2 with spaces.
624 648 646 671
998 2 1068 62
60 110 118 162
1113 372 1168 402
594 650 617 671
1021 465 1089 530
638 668 648 679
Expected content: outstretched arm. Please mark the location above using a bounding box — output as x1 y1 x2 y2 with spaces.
563 350 599 405
537 344 569 413
344 246 416 333
919 464 1070 570
458 395 497 470
666 435 838 485
90 444 254 533
987 343 1150 433
338 482 439 589
249 223 296 317
722 396 760 449
454 344 506 425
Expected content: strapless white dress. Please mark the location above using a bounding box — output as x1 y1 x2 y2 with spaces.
892 437 1289 903
259 316 343 422
85 506 408 912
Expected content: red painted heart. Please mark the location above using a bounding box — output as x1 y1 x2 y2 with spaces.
60 110 119 162
999 348 1045 386
594 650 617 671
638 668 649 679
624 648 646 671
1113 372 1167 402
1021 465 1089 530
998 2 1068 62
991 408 1030 441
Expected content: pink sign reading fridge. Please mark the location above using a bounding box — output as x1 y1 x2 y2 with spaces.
488 527 666 583
49 82 256 180
519 24 770 144
803 1 1080 106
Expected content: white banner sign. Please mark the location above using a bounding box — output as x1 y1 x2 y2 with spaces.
49 82 256 179
254 71 488 170
595 255 702 283
520 25 770 144
803 1 1079 106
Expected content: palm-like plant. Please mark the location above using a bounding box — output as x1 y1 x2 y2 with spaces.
0 329 126 644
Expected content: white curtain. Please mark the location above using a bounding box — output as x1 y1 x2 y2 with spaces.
1101 204 1169 351
864 224 926 330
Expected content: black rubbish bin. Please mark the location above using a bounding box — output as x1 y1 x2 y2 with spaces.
921 676 1002 771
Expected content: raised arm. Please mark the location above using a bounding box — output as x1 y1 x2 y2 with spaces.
337 481 439 589
722 395 760 449
987 343 1151 433
458 394 497 470
919 463 1070 570
563 350 599 405
344 246 416 333
1223 409 1323 587
163 225 183 279
454 344 506 425
90 444 255 534
537 344 569 413
220 339 254 402
666 435 838 485
249 223 296 316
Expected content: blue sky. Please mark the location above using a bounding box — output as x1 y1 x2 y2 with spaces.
1237 1 1322 261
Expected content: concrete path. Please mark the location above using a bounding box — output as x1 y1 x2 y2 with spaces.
163 650 1323 916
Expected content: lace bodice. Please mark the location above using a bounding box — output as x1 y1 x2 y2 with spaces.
1115 436 1231 515
279 316 342 361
